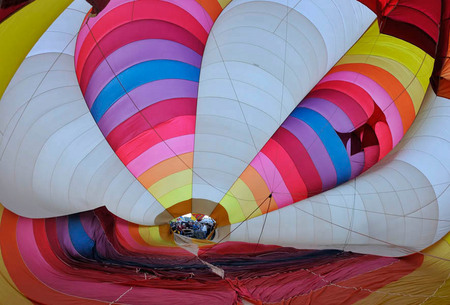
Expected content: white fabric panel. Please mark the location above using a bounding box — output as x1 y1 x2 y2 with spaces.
68 0 93 12
193 0 375 203
229 87 450 256
27 1 91 57
0 1 166 225
225 0 371 68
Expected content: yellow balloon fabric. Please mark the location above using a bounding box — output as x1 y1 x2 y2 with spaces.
0 0 72 99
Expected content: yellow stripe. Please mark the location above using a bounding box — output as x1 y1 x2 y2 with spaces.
345 23 433 93
337 54 431 114
444 233 450 244
148 169 192 204
154 184 192 209
218 0 232 8
219 177 264 224
353 233 450 305
0 0 72 99
137 225 175 247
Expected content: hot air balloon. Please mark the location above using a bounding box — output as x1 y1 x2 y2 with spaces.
0 0 448 304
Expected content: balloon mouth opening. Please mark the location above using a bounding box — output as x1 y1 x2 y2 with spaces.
170 213 216 240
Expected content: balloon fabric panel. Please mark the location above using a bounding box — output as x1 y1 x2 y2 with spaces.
357 0 441 57
0 0 449 303
215 22 434 225
75 0 217 211
1 205 449 304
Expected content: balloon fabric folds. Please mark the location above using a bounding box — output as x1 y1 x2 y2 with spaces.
0 0 449 304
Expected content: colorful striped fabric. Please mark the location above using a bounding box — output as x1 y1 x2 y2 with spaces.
75 0 229 211
357 0 442 57
0 0 449 303
0 204 449 304
215 22 434 224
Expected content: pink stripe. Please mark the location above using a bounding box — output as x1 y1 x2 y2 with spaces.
97 79 198 136
129 134 194 177
250 153 293 208
84 39 201 108
55 217 81 258
115 219 156 251
76 0 211 69
114 219 194 256
282 116 338 190
299 98 355 133
16 218 206 302
319 71 404 145
115 219 182 254
16 217 124 300
162 0 213 32
75 0 135 65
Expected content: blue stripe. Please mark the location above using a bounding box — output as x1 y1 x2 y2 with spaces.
90 60 200 122
68 214 95 259
290 107 351 185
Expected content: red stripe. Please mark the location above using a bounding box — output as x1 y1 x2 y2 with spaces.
106 98 196 150
134 0 209 42
78 19 205 93
374 121 392 160
272 128 322 196
312 80 374 117
115 115 195 165
77 0 208 85
260 139 308 202
0 1 31 22
307 88 369 130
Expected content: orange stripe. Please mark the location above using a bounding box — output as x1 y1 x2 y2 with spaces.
331 63 416 132
239 166 278 215
438 79 450 98
0 210 103 304
128 222 153 247
210 203 231 227
195 0 223 21
138 153 193 189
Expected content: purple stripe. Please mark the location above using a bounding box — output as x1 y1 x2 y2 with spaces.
129 134 195 177
79 212 117 258
76 0 212 65
319 71 403 145
299 98 355 133
55 217 82 258
250 153 293 208
80 212 98 240
282 116 337 190
85 39 202 108
98 79 198 136
349 151 365 180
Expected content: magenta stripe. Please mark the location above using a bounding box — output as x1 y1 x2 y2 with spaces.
76 0 212 68
319 71 403 145
98 79 198 136
250 153 293 208
75 0 135 65
129 134 195 177
55 217 81 259
16 217 146 301
282 116 337 190
299 98 355 133
161 0 213 32
84 39 202 108
79 212 98 241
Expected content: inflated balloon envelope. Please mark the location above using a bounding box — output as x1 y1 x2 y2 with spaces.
0 0 449 304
